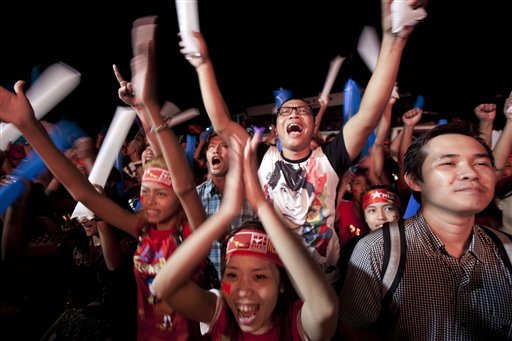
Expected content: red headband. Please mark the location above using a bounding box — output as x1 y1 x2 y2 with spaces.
362 188 401 210
142 166 172 189
226 229 283 267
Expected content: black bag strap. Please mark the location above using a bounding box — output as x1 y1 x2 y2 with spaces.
381 219 406 307
479 226 512 276
371 219 407 334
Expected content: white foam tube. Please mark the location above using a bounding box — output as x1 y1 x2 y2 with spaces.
71 106 137 221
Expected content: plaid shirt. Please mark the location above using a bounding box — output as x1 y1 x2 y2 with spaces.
197 178 256 278
339 212 512 340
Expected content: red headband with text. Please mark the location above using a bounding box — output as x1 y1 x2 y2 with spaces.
226 229 283 267
142 166 172 189
362 188 401 210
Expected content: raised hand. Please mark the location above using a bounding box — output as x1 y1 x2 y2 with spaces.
0 81 36 128
179 32 209 68
242 130 266 210
113 64 137 108
218 135 245 218
504 91 512 120
474 103 497 123
401 107 423 127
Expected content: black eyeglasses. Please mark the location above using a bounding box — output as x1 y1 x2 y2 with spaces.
276 105 313 117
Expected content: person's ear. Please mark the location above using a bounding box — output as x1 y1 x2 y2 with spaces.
404 173 421 192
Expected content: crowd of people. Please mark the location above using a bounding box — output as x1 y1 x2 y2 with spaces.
1 0 512 340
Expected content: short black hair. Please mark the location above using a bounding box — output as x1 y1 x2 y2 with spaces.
276 98 315 116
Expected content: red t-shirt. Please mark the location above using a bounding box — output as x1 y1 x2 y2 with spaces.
336 200 369 249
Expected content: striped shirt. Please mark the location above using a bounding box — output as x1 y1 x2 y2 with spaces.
339 212 512 340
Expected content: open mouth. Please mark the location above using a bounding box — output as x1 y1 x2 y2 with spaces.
211 156 221 166
286 124 303 133
237 304 259 325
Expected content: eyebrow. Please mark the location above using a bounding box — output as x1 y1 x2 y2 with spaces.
435 153 491 161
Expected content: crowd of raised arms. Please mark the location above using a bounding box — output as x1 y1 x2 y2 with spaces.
1 1 512 340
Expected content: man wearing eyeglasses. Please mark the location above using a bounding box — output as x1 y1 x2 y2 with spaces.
182 1 425 285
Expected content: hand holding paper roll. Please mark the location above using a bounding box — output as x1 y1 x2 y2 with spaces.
0 62 81 151
175 0 201 59
391 0 427 35
320 55 345 103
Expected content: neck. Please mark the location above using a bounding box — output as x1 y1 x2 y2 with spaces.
281 147 311 161
211 175 226 193
156 211 183 231
421 207 475 259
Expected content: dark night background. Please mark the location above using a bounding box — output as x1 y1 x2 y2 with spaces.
1 0 511 136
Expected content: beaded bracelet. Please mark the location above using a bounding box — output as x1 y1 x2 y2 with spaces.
150 122 168 134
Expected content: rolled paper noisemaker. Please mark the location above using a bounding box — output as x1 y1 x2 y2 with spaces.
161 101 181 118
357 26 380 73
175 0 201 59
320 55 345 103
131 16 157 56
71 107 137 221
0 62 81 151
167 108 200 127
0 120 87 215
391 0 427 34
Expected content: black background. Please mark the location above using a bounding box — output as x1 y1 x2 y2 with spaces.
1 0 511 136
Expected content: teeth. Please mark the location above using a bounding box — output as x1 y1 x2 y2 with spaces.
237 304 257 313
237 304 258 325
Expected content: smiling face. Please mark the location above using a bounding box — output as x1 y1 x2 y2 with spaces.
406 134 496 216
275 99 314 159
222 255 281 335
206 135 229 177
140 181 179 224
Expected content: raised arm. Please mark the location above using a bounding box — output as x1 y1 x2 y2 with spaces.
369 95 397 185
0 82 138 236
313 96 329 136
112 63 161 157
474 103 496 147
342 0 421 160
131 37 206 230
243 131 338 341
494 92 512 180
181 32 249 147
150 136 245 324
397 107 422 201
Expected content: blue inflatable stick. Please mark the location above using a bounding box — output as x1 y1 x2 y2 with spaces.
0 120 86 214
343 78 361 125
